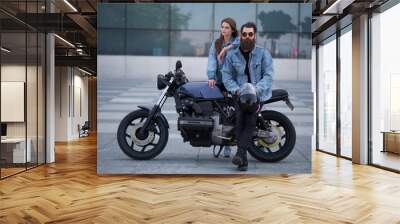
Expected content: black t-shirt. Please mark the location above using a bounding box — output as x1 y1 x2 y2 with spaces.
240 47 251 83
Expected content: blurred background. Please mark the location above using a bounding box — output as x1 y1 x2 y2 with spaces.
98 3 311 81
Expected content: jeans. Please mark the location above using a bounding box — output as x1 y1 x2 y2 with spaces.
234 97 259 151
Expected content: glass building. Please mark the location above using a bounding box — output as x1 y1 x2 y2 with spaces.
98 3 311 59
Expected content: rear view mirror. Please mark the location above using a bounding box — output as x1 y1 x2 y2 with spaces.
175 60 182 70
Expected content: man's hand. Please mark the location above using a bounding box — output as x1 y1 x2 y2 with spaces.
236 90 240 96
208 79 216 88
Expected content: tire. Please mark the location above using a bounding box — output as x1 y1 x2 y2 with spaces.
117 109 169 160
248 110 296 162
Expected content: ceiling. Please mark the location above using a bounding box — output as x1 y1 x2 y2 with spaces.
1 0 394 75
309 0 390 43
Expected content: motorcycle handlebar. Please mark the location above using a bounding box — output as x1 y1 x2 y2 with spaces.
165 71 174 80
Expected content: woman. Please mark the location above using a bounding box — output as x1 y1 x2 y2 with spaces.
207 17 239 158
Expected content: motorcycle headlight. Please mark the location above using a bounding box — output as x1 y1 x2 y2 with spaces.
157 74 167 90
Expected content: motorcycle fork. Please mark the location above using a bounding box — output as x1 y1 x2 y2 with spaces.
139 87 169 136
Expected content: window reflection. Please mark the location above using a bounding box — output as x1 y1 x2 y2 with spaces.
257 4 298 33
126 4 169 29
98 29 125 55
126 30 168 56
97 3 312 59
98 4 126 28
258 32 297 58
214 4 256 31
171 4 213 30
171 31 211 57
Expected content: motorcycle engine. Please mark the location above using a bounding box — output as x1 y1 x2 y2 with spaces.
178 112 234 147
178 116 214 147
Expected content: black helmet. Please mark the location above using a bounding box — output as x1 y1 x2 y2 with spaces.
239 83 258 112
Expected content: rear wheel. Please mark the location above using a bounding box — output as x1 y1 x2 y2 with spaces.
117 109 168 160
248 110 296 162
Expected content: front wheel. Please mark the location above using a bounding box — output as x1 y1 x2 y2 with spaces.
248 110 296 162
117 109 169 160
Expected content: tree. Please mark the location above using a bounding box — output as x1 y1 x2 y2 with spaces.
126 4 194 56
170 5 197 56
299 16 312 58
258 10 297 56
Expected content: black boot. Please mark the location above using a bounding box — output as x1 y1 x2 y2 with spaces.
232 148 248 171
237 150 248 171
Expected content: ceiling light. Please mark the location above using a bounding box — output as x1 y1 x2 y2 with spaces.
54 34 75 48
1 47 11 53
63 0 78 12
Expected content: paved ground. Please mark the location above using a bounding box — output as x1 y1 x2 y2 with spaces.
97 78 313 174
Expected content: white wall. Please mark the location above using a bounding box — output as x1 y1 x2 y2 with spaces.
72 73 89 138
98 55 311 81
54 67 89 141
55 67 69 141
2 64 46 164
1 65 42 135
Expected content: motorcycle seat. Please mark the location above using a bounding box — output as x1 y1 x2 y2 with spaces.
262 89 289 105
178 82 225 100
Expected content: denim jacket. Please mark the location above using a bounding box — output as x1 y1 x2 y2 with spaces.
207 37 240 84
222 46 274 102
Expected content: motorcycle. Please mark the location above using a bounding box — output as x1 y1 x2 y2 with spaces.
117 61 296 162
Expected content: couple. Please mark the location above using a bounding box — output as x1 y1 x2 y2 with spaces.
206 18 274 171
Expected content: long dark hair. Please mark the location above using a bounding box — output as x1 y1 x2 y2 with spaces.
215 17 238 54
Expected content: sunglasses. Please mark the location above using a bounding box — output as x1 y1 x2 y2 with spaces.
241 32 254 38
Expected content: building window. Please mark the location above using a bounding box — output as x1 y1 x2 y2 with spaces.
370 3 400 171
317 35 337 154
98 3 311 59
339 26 352 158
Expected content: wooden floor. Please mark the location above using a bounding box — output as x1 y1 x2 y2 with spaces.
372 151 400 171
1 135 400 223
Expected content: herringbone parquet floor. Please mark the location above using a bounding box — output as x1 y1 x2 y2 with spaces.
1 134 400 224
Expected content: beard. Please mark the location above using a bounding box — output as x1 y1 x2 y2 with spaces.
240 38 255 52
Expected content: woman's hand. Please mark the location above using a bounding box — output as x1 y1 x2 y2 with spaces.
208 79 216 88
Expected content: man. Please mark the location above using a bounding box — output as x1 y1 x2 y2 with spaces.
222 22 274 171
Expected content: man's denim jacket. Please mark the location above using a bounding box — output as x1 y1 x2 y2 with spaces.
222 45 274 102
207 37 240 84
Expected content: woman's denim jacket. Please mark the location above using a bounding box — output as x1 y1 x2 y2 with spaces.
207 37 240 84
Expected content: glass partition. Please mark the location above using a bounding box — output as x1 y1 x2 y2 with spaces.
1 30 28 177
0 2 46 179
317 35 337 154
